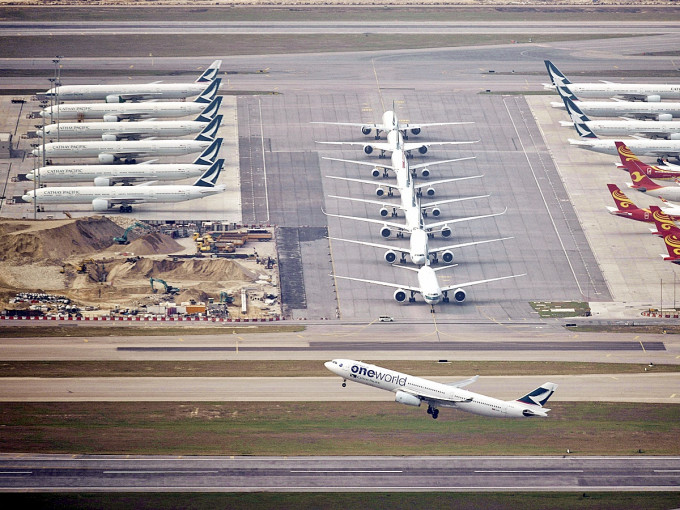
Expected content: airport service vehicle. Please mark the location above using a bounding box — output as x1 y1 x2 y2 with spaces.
22 159 225 213
40 60 221 103
325 359 556 419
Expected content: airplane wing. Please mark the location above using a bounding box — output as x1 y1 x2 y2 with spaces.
323 156 391 170
443 375 479 388
423 194 491 209
440 273 527 293
323 210 408 233
317 141 394 151
326 175 396 189
328 236 408 255
332 274 421 294
118 93 164 102
311 121 381 130
413 175 483 190
424 208 507 231
327 195 401 210
403 122 474 129
433 236 514 254
410 156 476 170
403 140 479 152
395 387 474 406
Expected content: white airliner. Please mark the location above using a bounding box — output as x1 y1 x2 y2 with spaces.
22 159 225 213
27 139 222 186
36 114 222 142
544 60 680 101
312 107 472 140
325 359 557 420
32 124 221 164
551 94 680 121
40 80 221 122
318 128 478 158
41 60 221 103
333 262 525 306
568 123 680 161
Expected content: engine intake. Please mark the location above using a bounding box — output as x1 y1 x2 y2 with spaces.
380 226 391 238
410 127 421 135
395 390 421 407
364 145 374 154
384 250 397 263
418 146 428 154
453 288 467 303
361 126 372 135
393 289 407 302
442 250 454 263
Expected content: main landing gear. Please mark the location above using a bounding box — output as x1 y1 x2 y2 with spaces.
427 405 439 420
342 380 346 388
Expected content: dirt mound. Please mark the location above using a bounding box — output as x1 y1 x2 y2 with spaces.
109 232 183 256
108 258 256 282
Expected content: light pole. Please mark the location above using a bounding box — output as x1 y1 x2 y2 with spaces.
52 56 62 142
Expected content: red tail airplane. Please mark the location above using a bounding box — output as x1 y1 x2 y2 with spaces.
606 183 652 222
661 231 680 264
616 141 680 180
649 205 680 236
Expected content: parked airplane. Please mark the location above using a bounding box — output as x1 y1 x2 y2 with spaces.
551 91 680 121
606 183 653 222
32 123 221 164
36 114 222 142
660 231 680 265
325 359 557 419
40 80 221 122
333 262 524 306
544 60 680 101
560 94 680 140
312 107 472 140
26 139 222 186
648 205 680 236
318 128 478 158
623 162 680 203
41 60 221 103
323 154 475 179
22 159 225 213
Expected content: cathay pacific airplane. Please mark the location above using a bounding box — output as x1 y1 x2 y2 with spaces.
40 80 221 122
26 139 222 186
325 359 557 419
22 159 225 213
40 60 221 103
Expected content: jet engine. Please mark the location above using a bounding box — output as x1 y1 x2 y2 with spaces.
362 126 372 135
364 145 374 154
380 225 391 238
395 391 421 407
379 207 389 217
101 133 118 141
670 134 680 140
658 114 673 122
442 250 454 263
105 95 124 103
91 198 111 212
103 114 120 122
375 187 385 197
393 289 407 302
453 288 467 302
418 146 428 154
384 250 397 263
410 127 421 135
93 177 112 187
371 168 381 178
431 207 441 217
646 95 661 102
425 187 435 197
420 167 430 178
98 153 116 164
441 226 452 237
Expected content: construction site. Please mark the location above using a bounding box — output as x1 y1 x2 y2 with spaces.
0 215 280 320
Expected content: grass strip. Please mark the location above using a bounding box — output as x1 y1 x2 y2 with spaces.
0 325 304 338
0 401 678 456
6 492 680 510
566 324 680 334
0 360 676 378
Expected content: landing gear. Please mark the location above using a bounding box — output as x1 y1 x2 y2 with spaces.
342 381 346 388
119 205 133 213
379 150 386 159
442 291 450 303
427 405 439 419
408 291 416 303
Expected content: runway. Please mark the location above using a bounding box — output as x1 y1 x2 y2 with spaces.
0 454 678 492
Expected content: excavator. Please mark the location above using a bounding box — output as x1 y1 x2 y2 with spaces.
114 222 150 245
149 278 180 295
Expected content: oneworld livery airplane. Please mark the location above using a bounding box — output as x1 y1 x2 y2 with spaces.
325 359 557 420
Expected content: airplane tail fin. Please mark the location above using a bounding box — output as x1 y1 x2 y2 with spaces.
561 94 591 123
192 158 224 187
194 78 221 104
192 138 223 165
649 205 680 236
662 231 680 262
195 96 223 122
196 60 222 83
544 60 571 86
194 115 222 142
607 183 639 212
617 142 663 190
515 382 558 414
556 84 579 102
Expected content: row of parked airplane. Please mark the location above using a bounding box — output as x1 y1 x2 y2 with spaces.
316 107 524 308
24 62 227 213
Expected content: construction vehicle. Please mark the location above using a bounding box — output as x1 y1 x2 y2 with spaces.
76 258 95 274
114 222 150 245
245 228 272 242
196 242 211 253
219 291 234 304
149 278 180 295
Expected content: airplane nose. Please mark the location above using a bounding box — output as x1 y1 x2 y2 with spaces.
21 194 32 203
324 361 333 371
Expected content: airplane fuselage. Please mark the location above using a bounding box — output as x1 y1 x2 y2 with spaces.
574 120 680 138
43 83 209 102
552 100 680 120
570 138 680 158
42 102 208 121
559 83 680 100
38 120 212 140
27 163 208 184
33 140 212 160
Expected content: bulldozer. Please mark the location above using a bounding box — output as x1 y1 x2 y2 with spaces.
113 222 151 245
150 278 180 295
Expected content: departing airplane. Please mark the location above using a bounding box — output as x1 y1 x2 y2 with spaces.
22 159 225 213
325 359 557 419
318 128 478 158
551 92 680 121
311 107 472 140
36 114 222 142
40 80 221 122
32 123 221 164
40 60 221 103
333 262 524 306
544 60 680 101
560 94 680 140
26 139 222 186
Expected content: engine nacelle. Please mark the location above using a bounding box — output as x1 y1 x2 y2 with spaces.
380 225 391 238
453 288 467 303
371 168 381 178
442 250 454 263
425 187 435 197
93 177 112 187
410 127 421 135
646 95 661 102
393 289 407 302
364 145 374 155
395 390 421 407
91 198 111 212
105 94 124 103
103 114 120 122
375 187 385 197
384 250 397 263
441 226 452 237
431 207 441 217
361 126 372 135
420 167 430 178
379 207 389 217
658 113 673 121
418 146 428 154
98 153 116 164
101 133 118 141
670 133 680 141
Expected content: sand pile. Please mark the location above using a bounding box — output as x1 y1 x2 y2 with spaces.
107 232 183 256
107 257 256 284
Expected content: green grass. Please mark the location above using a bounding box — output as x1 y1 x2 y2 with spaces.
530 301 591 318
0 402 677 456
6 493 680 510
0 360 676 378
